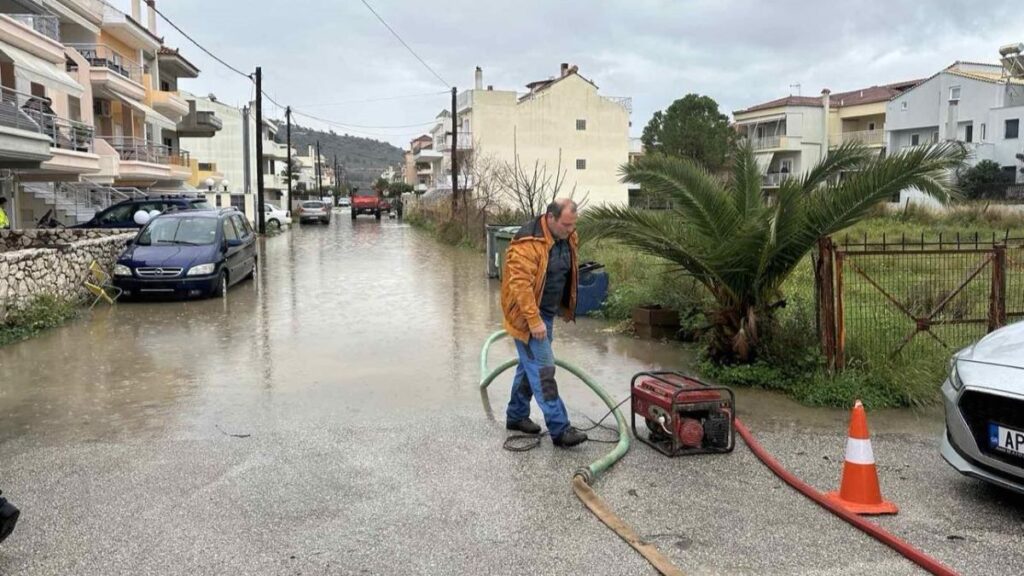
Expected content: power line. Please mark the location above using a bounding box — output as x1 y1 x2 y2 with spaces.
147 2 252 81
290 109 437 130
358 0 450 88
294 90 450 108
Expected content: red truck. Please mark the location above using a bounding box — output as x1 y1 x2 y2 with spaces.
351 189 382 220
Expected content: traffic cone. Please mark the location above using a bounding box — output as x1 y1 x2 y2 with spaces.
824 400 898 515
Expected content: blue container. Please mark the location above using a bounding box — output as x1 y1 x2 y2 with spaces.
576 263 609 316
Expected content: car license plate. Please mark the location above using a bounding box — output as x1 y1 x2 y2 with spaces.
989 423 1024 458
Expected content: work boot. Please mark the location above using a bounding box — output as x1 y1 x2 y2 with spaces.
552 427 588 448
0 491 19 545
506 418 542 434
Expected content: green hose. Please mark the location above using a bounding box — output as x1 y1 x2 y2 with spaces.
479 330 630 483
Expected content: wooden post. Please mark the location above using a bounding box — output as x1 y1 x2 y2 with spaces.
835 249 846 370
816 237 837 371
451 86 458 215
989 244 1007 331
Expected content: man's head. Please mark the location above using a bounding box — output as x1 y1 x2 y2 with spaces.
545 198 577 240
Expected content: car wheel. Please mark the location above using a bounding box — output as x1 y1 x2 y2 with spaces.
268 218 280 229
351 210 357 220
212 270 228 298
375 210 381 221
246 258 258 281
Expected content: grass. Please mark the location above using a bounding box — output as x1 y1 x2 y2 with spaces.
0 294 79 348
581 205 1024 409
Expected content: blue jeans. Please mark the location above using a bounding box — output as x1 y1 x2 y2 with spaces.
506 316 570 438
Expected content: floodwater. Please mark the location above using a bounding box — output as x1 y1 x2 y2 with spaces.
0 215 970 576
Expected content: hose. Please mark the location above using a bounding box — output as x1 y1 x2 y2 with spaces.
734 419 958 576
480 330 684 575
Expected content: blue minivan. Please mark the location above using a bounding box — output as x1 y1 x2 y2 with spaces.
113 208 257 299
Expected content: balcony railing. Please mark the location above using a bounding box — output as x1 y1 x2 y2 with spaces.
66 44 144 84
440 132 473 151
195 110 221 129
830 129 885 147
762 172 795 187
0 85 44 134
169 150 190 168
22 109 95 153
749 135 782 150
7 14 61 42
99 136 171 164
603 96 633 114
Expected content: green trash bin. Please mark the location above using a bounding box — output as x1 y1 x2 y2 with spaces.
494 226 520 281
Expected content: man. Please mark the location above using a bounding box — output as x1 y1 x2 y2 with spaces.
0 490 18 544
0 197 9 230
501 199 587 447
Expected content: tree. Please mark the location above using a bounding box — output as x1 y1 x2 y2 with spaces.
579 141 965 363
373 177 389 195
388 182 413 196
641 94 735 172
957 160 1012 200
493 150 587 218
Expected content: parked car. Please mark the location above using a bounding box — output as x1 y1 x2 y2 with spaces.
263 202 292 228
941 320 1024 494
297 200 331 224
351 189 381 220
338 196 351 208
76 195 212 229
113 208 257 299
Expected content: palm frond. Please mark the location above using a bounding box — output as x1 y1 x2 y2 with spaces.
730 143 765 217
798 141 874 192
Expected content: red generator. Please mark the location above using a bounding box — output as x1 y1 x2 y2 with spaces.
631 371 735 456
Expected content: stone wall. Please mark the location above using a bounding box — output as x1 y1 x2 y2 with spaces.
0 230 135 313
0 228 135 252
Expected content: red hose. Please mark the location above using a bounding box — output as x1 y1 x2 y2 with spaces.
734 418 958 576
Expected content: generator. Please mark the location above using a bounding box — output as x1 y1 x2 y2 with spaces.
630 371 735 456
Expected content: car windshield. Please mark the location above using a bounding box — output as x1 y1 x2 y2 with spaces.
354 190 376 197
190 200 213 210
137 217 218 246
302 201 324 208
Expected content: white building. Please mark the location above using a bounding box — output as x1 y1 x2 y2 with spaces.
419 63 632 207
886 53 1024 205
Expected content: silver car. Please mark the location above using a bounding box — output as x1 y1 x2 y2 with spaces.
942 320 1024 493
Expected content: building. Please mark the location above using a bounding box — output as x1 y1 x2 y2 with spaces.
418 63 632 206
886 51 1024 204
291 145 331 199
403 134 432 192
0 0 222 227
733 80 919 189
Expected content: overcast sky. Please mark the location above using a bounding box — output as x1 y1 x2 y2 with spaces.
128 0 1023 148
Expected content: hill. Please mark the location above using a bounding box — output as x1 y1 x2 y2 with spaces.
279 124 406 192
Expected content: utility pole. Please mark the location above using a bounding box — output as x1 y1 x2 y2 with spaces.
286 106 292 212
333 154 339 200
315 140 323 198
450 86 458 214
254 67 266 234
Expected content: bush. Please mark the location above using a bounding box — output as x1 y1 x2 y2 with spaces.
958 160 1013 200
0 294 79 347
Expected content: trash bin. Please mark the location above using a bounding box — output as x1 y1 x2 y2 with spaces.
576 261 609 316
485 224 504 278
494 226 521 281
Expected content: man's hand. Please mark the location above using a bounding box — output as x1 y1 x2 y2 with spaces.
530 323 548 341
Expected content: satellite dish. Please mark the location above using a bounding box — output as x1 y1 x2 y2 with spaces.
133 210 151 226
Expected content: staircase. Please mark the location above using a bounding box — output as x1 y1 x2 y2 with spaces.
22 181 144 225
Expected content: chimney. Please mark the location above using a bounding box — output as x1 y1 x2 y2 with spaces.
147 1 157 34
821 88 831 158
131 0 141 20
474 66 483 90
560 62 569 77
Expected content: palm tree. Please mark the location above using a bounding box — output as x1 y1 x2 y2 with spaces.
579 142 966 363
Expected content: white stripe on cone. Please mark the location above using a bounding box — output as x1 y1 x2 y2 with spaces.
844 437 875 465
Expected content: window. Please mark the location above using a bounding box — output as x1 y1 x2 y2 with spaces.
160 80 170 91
779 159 793 174
932 131 940 143
911 134 920 146
576 159 586 170
949 86 961 101
68 96 82 122
901 101 908 111
222 217 239 241
576 119 587 131
981 123 987 141
965 124 973 143
231 214 251 238
868 122 876 131
30 83 45 98
98 204 134 224
1006 119 1019 139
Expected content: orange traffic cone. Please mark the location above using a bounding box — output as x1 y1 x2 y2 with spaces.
824 400 898 515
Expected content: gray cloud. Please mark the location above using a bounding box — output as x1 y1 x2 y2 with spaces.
136 0 1023 146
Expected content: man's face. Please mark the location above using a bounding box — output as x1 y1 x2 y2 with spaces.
547 209 577 240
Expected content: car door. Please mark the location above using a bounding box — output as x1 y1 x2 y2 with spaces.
95 203 136 228
231 214 256 271
221 216 244 283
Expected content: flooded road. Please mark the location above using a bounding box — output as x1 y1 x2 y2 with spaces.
0 216 1019 575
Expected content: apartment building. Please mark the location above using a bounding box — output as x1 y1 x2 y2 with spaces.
403 134 432 193
0 0 222 227
419 63 632 206
886 50 1024 199
733 80 919 189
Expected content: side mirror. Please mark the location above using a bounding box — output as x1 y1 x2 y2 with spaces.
124 238 134 247
226 239 243 248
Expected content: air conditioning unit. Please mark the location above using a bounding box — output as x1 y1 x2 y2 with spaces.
94 99 111 118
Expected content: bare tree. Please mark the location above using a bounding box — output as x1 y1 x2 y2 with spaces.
493 145 588 218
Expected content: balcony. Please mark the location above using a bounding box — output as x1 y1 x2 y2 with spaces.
440 132 473 151
749 135 783 150
414 148 443 162
22 108 101 176
262 139 288 160
762 172 795 188
67 43 145 101
0 86 54 167
434 174 475 190
830 129 885 148
177 103 222 137
145 85 189 119
98 135 172 181
6 14 60 42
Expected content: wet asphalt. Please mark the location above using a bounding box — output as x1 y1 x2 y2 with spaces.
0 213 1022 575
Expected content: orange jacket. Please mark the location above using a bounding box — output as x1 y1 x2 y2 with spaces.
501 216 578 343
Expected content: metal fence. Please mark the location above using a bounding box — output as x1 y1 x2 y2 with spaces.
7 13 60 42
817 234 1024 369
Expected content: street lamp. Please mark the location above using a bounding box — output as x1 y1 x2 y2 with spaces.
204 177 215 192
221 179 231 193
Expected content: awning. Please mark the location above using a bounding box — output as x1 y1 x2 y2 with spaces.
734 113 786 126
0 43 83 97
755 152 775 174
111 90 177 133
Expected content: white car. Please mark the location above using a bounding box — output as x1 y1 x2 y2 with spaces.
263 203 292 228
